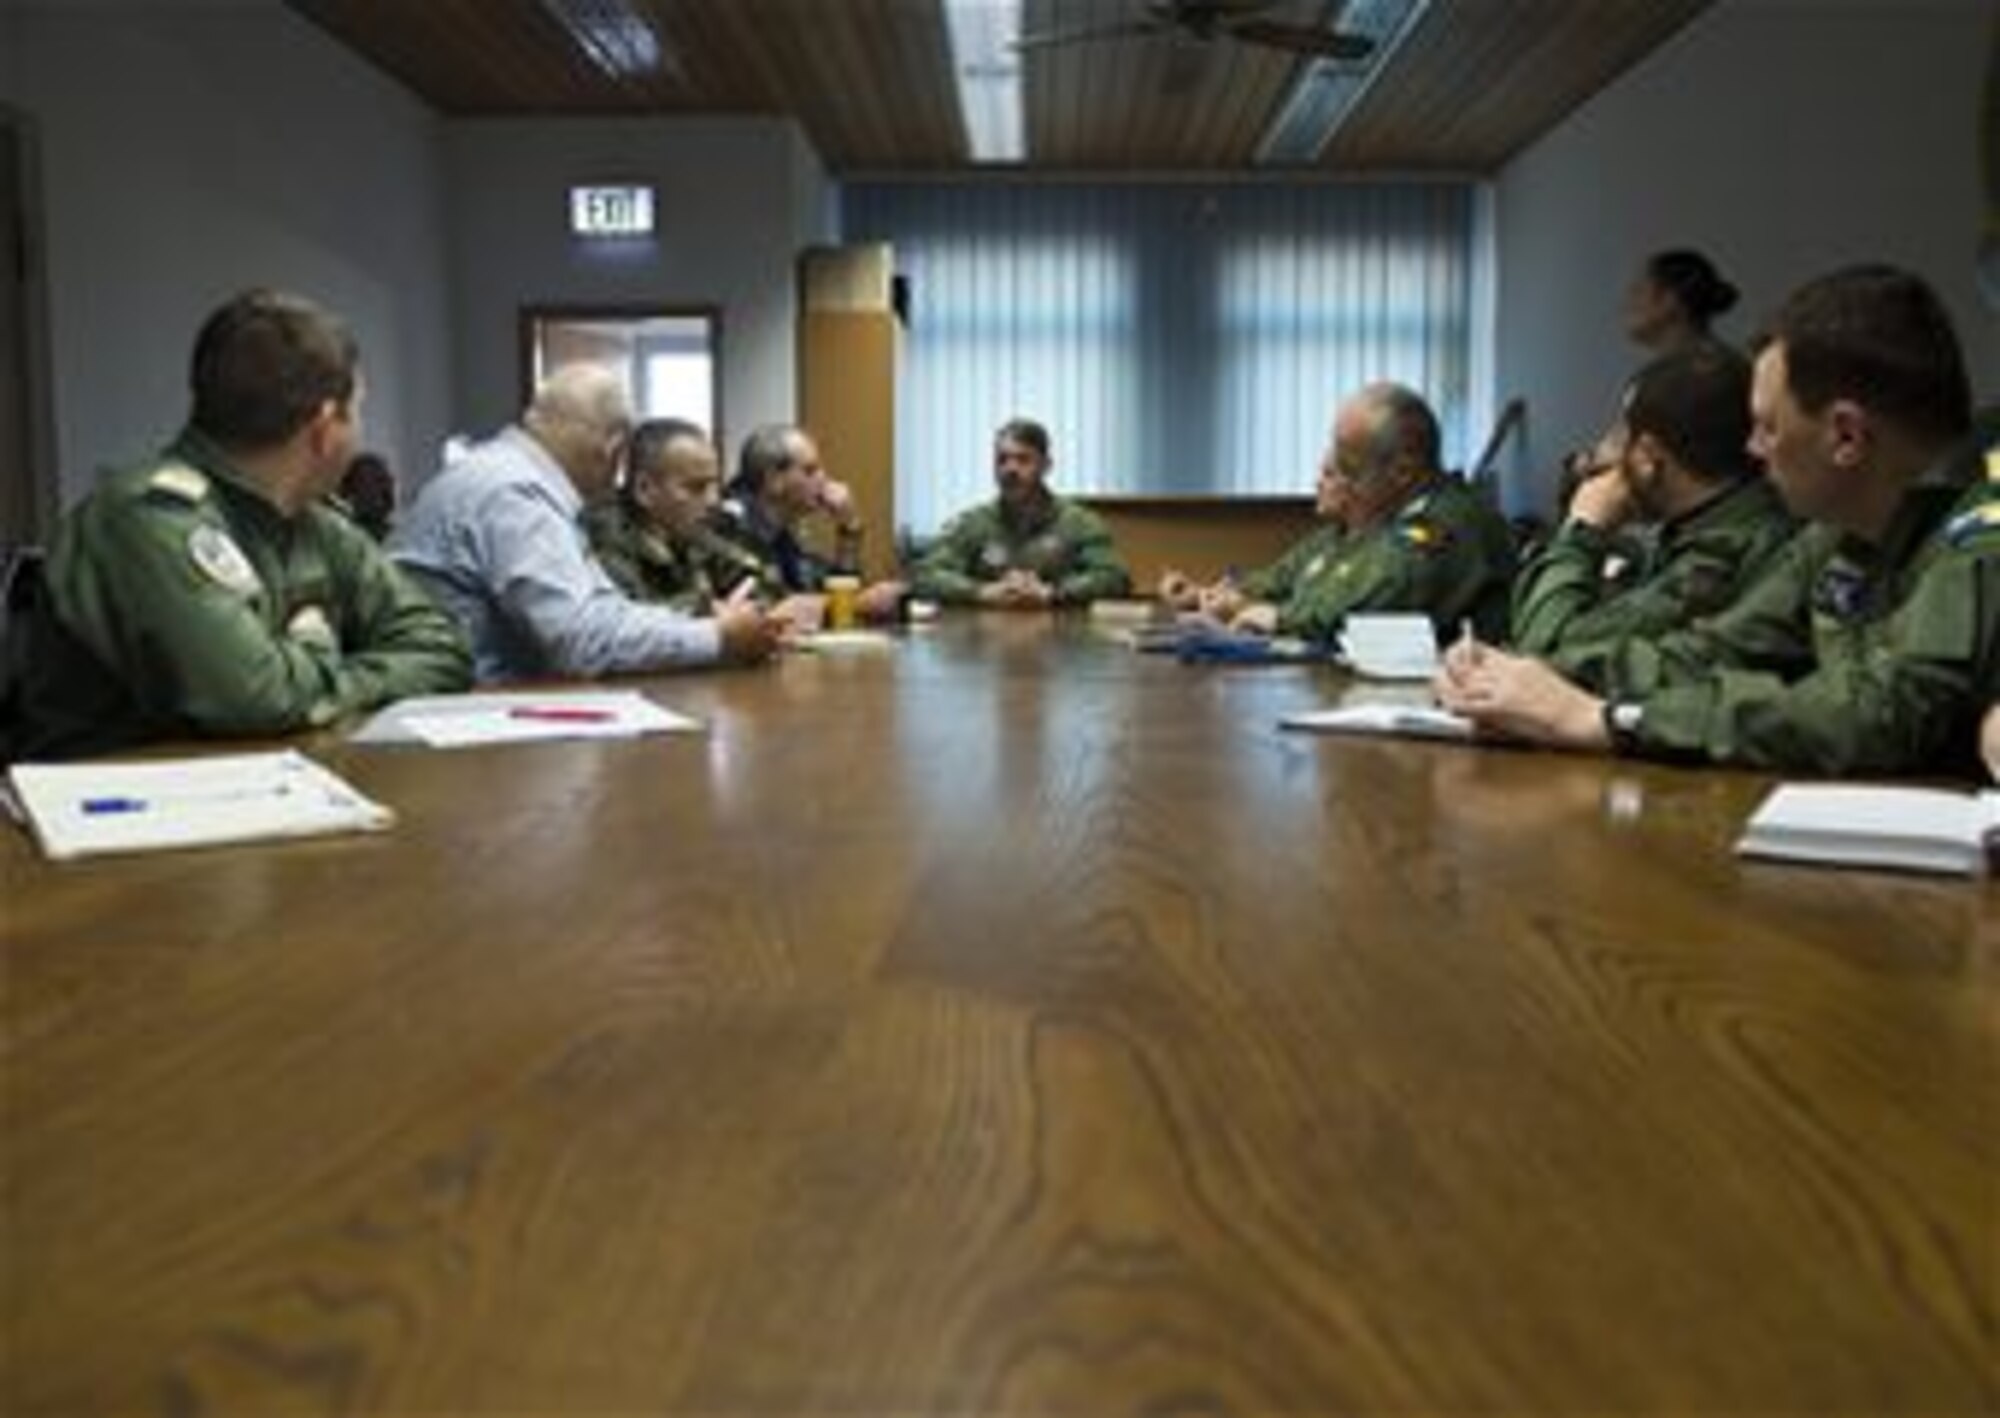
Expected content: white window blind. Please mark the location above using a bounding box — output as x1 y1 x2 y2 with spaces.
844 181 1476 534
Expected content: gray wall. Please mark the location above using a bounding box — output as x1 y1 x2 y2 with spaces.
0 0 452 507
443 116 835 464
1493 0 1998 515
0 5 18 103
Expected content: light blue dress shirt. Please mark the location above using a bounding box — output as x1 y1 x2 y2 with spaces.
390 428 722 682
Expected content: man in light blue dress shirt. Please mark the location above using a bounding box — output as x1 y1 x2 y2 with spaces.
391 366 779 681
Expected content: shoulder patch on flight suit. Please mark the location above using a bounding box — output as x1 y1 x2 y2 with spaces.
187 524 262 596
1812 561 1873 621
147 465 211 504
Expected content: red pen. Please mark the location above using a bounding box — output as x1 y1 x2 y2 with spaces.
508 706 617 723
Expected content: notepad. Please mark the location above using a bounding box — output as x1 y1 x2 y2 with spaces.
1279 703 1475 741
1337 613 1441 680
1735 783 2000 876
349 690 701 747
7 750 393 861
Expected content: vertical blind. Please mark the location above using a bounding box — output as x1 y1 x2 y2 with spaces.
844 181 1476 535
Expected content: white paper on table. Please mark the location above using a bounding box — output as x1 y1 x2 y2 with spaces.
9 750 392 860
351 690 702 748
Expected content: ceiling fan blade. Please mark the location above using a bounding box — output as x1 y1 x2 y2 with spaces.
1157 0 1283 20
1226 20 1376 61
1160 37 1210 97
1012 18 1171 52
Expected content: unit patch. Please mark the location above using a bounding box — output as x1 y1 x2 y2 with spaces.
187 525 261 596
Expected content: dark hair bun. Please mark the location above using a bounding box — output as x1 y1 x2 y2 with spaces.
1649 248 1739 323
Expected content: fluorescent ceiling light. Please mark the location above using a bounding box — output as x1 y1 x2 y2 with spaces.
944 0 1026 163
539 0 682 81
1257 0 1429 166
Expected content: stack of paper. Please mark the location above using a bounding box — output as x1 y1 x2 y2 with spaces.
7 750 393 861
349 690 701 748
1736 783 2000 876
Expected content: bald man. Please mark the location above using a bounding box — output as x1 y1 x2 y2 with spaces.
1225 382 1516 645
391 366 779 681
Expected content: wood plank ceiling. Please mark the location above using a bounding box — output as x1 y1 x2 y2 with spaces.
285 0 1714 175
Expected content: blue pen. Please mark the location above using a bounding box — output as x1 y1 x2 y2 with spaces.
81 797 147 814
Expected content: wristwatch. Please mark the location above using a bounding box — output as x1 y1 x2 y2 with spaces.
1602 699 1645 753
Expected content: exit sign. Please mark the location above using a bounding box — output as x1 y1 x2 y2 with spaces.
570 185 655 237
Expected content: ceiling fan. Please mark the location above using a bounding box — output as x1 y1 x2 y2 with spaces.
1013 0 1377 62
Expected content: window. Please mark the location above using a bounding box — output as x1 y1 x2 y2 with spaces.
845 182 1475 532
519 306 721 435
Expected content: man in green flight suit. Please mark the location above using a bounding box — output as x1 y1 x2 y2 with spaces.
9 289 471 760
1512 341 1796 669
1219 382 1516 645
1439 264 1999 778
910 418 1132 608
1156 458 1352 620
582 417 754 611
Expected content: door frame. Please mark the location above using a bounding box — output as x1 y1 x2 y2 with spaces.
0 103 58 549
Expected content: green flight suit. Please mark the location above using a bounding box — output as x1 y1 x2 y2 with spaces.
13 430 471 760
1276 473 1516 644
1236 523 1348 604
911 491 1132 606
1512 475 1796 667
581 497 729 612
1584 443 2000 776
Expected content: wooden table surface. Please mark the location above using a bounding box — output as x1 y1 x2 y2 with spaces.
4 616 1995 1415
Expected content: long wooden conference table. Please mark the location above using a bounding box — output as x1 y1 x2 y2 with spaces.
4 616 1994 1415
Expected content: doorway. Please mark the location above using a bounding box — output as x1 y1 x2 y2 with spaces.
519 306 722 440
0 105 56 552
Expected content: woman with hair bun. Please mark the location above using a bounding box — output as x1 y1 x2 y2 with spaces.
1623 248 1740 352
1547 249 1745 531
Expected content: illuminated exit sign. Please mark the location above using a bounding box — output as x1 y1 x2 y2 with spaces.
570 185 655 237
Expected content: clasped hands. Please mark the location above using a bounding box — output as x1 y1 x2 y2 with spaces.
978 568 1057 609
